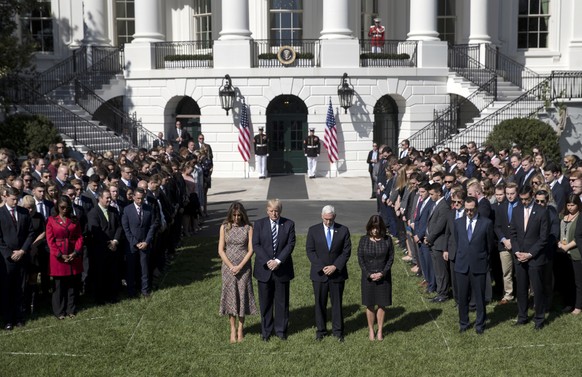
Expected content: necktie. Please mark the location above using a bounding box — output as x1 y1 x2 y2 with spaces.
524 207 531 231
508 202 514 223
271 221 278 252
137 206 142 223
414 198 423 219
9 207 16 224
468 219 473 241
326 227 332 250
102 207 109 222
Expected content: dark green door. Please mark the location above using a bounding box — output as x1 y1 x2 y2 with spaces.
267 116 307 174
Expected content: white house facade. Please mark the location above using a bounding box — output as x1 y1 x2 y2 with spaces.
15 0 582 177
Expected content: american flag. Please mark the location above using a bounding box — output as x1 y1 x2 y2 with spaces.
238 100 251 162
324 98 338 163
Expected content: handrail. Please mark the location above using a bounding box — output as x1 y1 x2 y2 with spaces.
484 44 541 91
74 79 157 150
9 76 131 154
153 40 213 69
448 44 497 98
440 71 582 151
407 77 497 151
34 46 88 95
252 39 320 67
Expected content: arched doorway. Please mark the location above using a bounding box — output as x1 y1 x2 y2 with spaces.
266 95 308 174
175 97 201 138
373 96 399 152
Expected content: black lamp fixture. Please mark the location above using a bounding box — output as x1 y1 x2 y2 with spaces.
219 74 236 115
337 72 355 114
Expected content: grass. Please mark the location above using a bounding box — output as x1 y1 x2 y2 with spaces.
1 235 581 376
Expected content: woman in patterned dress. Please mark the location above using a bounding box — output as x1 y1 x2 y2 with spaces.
218 202 257 343
358 215 394 341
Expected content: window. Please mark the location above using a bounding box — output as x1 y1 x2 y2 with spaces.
269 0 303 45
116 0 135 46
21 1 53 53
193 0 212 43
518 0 550 48
437 0 456 45
361 0 379 41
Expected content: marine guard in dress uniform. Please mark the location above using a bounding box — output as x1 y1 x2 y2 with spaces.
304 128 320 179
368 18 385 53
254 126 268 179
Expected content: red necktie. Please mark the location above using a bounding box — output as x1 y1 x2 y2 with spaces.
9 207 16 224
414 198 423 219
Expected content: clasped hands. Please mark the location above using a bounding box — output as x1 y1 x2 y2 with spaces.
369 272 383 281
136 242 148 250
10 250 25 262
267 259 281 271
515 251 532 262
322 265 337 276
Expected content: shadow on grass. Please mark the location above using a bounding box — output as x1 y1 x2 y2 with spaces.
387 308 444 332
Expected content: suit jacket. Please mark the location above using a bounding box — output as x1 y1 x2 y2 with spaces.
0 206 35 262
509 203 549 266
366 149 378 173
453 215 494 274
306 222 352 282
252 216 295 283
121 203 159 253
167 127 192 149
477 197 493 221
87 205 123 252
575 211 582 258
413 198 435 241
426 198 449 250
196 142 213 160
494 200 515 251
551 182 566 213
152 138 167 149
445 208 459 260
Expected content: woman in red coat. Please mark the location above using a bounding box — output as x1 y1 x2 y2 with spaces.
46 195 84 319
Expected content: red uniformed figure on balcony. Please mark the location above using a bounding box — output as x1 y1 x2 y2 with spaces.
368 18 385 53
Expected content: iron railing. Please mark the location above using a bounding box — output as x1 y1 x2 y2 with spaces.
441 71 582 151
33 46 88 95
252 39 320 67
359 40 417 67
9 77 131 154
74 80 157 150
407 77 497 151
449 44 497 98
153 40 213 69
79 46 125 90
484 44 541 91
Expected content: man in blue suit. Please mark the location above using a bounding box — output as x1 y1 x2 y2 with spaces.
453 196 494 334
412 181 436 293
306 205 352 342
252 199 296 341
121 188 158 298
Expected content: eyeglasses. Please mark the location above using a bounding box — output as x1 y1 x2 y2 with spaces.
452 200 463 204
535 199 547 204
531 181 540 185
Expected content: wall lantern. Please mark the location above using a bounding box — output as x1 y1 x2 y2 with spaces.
337 72 355 114
219 74 236 115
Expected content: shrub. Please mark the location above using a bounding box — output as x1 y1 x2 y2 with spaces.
0 114 62 156
484 117 560 163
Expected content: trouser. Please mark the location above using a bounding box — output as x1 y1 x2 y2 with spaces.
514 260 546 326
457 271 487 331
1 259 27 324
52 275 80 317
572 259 582 309
313 280 345 337
419 244 436 292
430 248 450 297
257 279 290 338
499 250 515 300
307 157 317 177
256 154 268 177
126 250 151 296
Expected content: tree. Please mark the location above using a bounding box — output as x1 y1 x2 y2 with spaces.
0 114 62 156
484 117 561 163
0 0 38 108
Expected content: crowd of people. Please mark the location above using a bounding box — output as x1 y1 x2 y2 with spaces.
0 134 213 330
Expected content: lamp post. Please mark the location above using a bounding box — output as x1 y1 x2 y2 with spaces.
337 72 354 114
219 74 236 115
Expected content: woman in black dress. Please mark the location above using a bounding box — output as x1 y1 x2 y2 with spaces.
358 215 394 341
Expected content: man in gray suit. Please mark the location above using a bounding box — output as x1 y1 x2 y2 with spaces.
425 183 451 302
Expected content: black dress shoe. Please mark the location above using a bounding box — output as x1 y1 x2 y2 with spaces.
476 328 484 335
261 336 270 342
513 320 528 326
336 335 345 343
315 334 324 341
534 323 545 330
459 327 469 333
277 335 287 340
431 296 449 303
4 323 13 331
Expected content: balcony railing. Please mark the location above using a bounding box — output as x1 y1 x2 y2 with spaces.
252 39 320 67
153 41 214 69
359 40 417 67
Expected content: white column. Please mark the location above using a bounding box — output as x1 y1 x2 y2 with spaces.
320 0 352 39
469 0 491 44
569 0 582 68
218 0 252 40
132 0 165 42
407 0 439 41
83 0 110 45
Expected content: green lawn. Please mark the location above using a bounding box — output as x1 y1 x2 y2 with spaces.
1 235 581 376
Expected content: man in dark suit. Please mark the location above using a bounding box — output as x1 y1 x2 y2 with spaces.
444 190 467 304
152 132 167 149
80 174 100 213
519 155 536 190
425 183 451 302
195 133 213 161
543 162 566 213
0 187 35 330
252 199 296 341
366 143 379 198
87 189 123 303
412 181 436 293
31 182 53 221
453 197 494 334
509 153 524 186
121 188 159 298
510 185 549 329
306 205 352 342
167 120 192 150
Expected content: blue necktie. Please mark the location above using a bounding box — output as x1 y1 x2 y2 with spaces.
468 219 473 241
326 227 332 250
271 221 278 252
508 202 514 223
